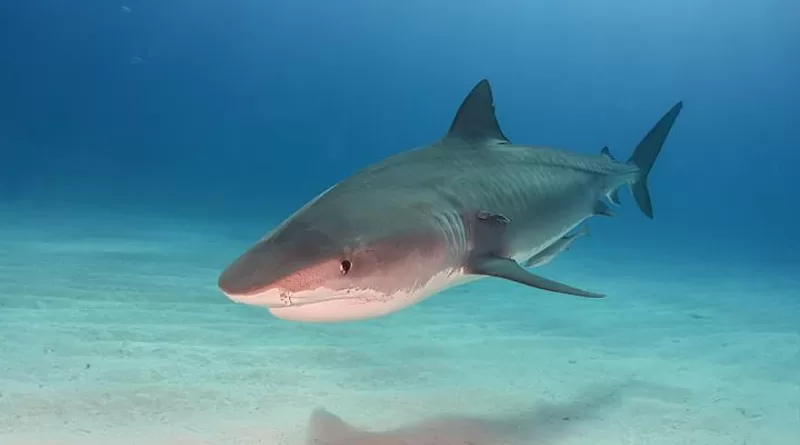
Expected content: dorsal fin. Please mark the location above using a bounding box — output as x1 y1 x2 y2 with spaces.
445 79 510 143
600 146 616 161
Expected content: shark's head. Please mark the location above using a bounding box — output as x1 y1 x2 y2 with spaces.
217 198 465 322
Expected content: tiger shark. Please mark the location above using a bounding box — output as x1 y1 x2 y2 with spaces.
218 79 683 322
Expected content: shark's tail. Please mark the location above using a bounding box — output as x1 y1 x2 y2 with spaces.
626 101 684 219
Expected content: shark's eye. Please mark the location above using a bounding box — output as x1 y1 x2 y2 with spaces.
339 260 352 275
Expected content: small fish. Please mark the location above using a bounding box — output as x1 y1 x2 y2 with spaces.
523 225 590 268
121 6 132 13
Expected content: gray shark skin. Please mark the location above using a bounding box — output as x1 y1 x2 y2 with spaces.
218 79 683 322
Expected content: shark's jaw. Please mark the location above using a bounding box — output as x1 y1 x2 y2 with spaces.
222 268 479 323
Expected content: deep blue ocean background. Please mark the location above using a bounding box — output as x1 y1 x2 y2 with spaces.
1 0 798 278
0 0 797 269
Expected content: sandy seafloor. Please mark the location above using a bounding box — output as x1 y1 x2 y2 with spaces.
1 207 798 445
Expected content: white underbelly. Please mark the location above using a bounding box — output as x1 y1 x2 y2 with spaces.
267 268 480 323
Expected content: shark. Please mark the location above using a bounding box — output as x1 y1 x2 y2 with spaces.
218 79 683 322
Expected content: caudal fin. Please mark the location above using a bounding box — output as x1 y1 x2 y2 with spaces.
627 102 683 218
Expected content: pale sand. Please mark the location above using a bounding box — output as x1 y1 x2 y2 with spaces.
1 211 798 445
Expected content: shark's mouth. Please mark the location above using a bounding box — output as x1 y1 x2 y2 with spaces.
220 284 401 323
220 285 359 309
229 268 477 323
267 297 401 323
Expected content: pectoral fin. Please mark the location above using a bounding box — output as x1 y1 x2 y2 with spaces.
468 256 605 298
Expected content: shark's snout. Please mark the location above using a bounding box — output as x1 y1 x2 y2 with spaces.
218 265 304 310
217 259 266 296
217 236 348 309
217 241 272 293
217 242 292 307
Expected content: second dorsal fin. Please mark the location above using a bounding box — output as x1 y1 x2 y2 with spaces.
600 146 616 161
445 79 510 143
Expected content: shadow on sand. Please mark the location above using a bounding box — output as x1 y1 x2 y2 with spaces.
306 379 679 445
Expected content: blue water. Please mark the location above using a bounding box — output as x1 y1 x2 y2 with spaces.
1 1 798 444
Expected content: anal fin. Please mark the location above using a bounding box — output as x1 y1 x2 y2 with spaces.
468 256 605 299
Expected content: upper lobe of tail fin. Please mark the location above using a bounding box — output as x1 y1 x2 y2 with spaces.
627 101 683 218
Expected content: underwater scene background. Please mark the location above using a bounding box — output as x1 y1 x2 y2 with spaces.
0 1 798 444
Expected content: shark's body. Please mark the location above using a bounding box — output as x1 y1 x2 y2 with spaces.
218 79 683 322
